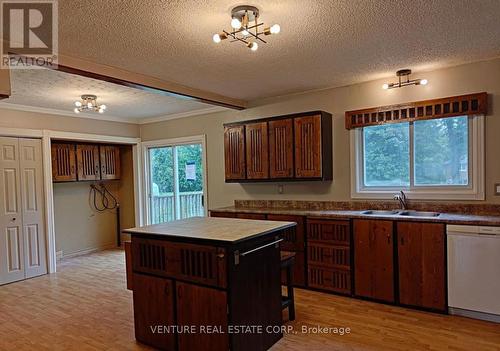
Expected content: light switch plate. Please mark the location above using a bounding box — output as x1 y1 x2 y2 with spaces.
495 183 500 196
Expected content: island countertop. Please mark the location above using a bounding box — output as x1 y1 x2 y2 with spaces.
123 216 296 244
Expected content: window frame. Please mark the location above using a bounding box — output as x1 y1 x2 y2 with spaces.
350 115 484 200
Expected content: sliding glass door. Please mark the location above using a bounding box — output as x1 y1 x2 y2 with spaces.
146 139 205 224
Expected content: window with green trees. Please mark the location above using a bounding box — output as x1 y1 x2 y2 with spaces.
362 116 469 188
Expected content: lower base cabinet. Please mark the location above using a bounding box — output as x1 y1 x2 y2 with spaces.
353 220 395 303
133 274 176 350
397 222 446 311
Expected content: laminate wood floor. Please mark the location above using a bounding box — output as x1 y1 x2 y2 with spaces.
0 249 498 351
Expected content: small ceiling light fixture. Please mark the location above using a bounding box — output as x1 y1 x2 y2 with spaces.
382 69 428 90
212 5 280 51
74 94 107 114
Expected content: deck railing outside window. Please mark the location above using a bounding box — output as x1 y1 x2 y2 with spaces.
151 191 204 224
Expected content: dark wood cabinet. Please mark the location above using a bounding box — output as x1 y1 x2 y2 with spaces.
397 222 446 311
269 119 293 178
76 144 100 181
132 274 176 351
245 122 269 179
353 220 394 303
223 111 332 182
224 125 246 180
100 145 120 180
176 282 229 351
235 213 267 220
51 143 77 182
307 219 352 294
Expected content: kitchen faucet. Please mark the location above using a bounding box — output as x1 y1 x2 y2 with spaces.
394 190 408 210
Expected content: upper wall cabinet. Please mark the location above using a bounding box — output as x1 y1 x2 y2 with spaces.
245 122 269 179
224 111 332 182
224 125 246 180
51 142 120 182
51 143 77 182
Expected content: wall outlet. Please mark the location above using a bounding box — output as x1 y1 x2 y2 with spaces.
495 183 500 196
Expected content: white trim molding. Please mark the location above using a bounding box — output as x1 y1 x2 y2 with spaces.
141 135 209 225
350 115 485 201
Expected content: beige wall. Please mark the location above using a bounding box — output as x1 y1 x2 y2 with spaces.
0 108 139 137
54 145 135 256
140 58 500 209
0 108 138 256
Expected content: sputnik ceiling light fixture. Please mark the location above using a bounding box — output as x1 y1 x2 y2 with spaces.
212 5 280 51
73 94 107 114
382 69 428 90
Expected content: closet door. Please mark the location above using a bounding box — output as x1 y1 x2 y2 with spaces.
0 137 24 285
19 139 47 279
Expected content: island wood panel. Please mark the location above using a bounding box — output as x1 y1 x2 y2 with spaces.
294 115 322 178
245 122 269 179
397 222 446 311
99 145 120 180
229 235 282 351
131 237 227 288
124 241 133 290
353 220 394 303
269 119 294 178
176 282 229 351
132 274 175 350
224 125 246 180
51 143 77 182
76 144 100 181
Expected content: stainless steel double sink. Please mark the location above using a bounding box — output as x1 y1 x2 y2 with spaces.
360 210 440 218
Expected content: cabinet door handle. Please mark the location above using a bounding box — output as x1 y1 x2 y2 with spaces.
387 234 391 244
164 284 170 295
400 236 405 245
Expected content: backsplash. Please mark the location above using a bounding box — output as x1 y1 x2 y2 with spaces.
234 200 500 216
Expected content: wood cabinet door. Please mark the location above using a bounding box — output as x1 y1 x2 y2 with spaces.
354 220 394 302
294 115 322 178
176 282 229 351
269 119 293 178
224 125 246 180
51 143 76 182
267 214 305 252
245 122 269 179
76 144 100 181
132 274 175 350
397 222 446 311
99 145 120 180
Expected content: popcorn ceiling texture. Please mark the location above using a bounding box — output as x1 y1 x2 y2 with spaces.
3 69 221 121
58 0 500 101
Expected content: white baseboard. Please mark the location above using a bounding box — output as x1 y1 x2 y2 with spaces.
56 250 63 261
449 307 500 323
59 243 117 260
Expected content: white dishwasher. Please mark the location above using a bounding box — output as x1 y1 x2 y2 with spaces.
447 225 500 322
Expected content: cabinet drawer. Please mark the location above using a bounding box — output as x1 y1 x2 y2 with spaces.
307 219 351 245
267 214 305 251
210 211 236 218
131 237 227 288
235 213 267 220
308 243 350 270
308 265 351 294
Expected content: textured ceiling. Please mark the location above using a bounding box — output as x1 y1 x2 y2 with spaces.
57 0 500 101
0 69 224 123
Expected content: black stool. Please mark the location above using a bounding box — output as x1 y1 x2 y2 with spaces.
280 251 296 321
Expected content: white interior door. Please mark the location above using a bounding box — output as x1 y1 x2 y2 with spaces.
0 137 25 284
19 138 47 279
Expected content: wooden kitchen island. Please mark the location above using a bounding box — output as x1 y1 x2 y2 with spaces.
124 217 296 351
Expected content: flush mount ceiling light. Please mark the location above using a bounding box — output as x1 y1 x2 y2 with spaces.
212 5 280 51
382 69 428 90
73 94 107 114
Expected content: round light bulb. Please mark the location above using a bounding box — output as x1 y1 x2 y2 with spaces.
87 102 92 108
74 108 80 113
213 33 221 43
420 79 428 85
74 101 82 107
98 109 104 114
382 83 389 90
231 17 241 29
270 24 280 34
100 104 107 110
249 42 258 51
241 29 249 36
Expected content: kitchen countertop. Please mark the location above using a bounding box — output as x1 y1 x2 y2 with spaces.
211 206 500 226
123 216 296 243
